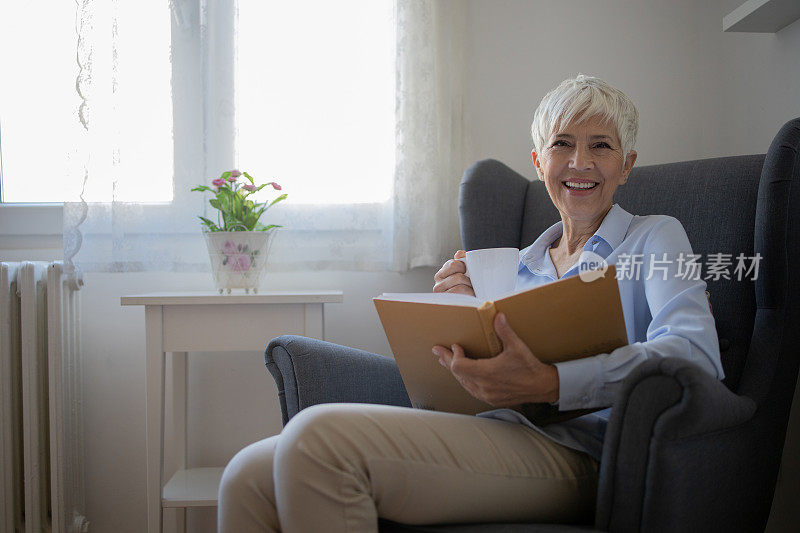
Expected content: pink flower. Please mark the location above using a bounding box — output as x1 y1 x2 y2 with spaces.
212 178 226 187
242 184 257 192
221 240 238 254
270 182 282 191
230 169 242 178
227 175 238 182
228 253 251 272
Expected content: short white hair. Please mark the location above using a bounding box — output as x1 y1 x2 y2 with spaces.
531 74 639 161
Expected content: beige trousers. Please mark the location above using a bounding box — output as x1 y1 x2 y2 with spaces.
218 403 598 533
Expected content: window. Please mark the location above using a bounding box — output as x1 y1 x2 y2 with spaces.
0 1 172 204
235 0 395 205
3 0 440 272
1 1 392 208
0 2 81 203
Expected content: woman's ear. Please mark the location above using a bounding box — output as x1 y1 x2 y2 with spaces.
620 150 637 184
532 150 544 181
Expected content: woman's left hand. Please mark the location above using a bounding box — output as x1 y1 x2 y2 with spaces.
432 313 559 407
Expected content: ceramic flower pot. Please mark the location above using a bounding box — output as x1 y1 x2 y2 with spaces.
204 230 277 293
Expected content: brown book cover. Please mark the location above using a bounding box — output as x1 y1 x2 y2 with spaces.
373 265 627 425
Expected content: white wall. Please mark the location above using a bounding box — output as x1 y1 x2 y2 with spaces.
463 0 800 177
2 0 799 531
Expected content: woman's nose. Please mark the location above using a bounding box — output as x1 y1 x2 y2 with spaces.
569 144 593 170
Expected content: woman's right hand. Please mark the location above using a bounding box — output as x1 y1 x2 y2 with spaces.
433 250 475 296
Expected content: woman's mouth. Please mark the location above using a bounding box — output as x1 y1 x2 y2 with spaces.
563 181 599 191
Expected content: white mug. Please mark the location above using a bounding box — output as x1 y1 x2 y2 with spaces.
457 247 519 302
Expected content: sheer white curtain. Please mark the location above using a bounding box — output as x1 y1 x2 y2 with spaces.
63 0 207 273
63 0 465 274
393 0 465 270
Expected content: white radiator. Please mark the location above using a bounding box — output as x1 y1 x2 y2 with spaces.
1 262 88 533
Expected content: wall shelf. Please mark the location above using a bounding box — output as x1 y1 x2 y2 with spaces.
723 0 800 32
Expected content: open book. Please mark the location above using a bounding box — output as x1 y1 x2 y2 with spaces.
373 265 627 425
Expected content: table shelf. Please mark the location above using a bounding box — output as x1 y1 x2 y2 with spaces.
163 467 224 508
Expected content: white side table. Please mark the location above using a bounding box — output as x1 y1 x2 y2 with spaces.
121 291 343 533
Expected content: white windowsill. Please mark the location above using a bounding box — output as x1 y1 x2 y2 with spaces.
0 203 63 236
0 204 63 256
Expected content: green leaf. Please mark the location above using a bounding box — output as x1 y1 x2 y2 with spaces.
268 193 288 207
244 212 254 225
209 198 221 210
198 216 221 232
243 171 255 184
221 171 232 179
223 217 237 231
191 185 213 192
255 223 282 231
216 187 234 198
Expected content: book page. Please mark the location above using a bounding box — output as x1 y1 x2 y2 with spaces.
374 292 480 307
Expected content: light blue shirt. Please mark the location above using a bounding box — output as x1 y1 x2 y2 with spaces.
478 204 725 461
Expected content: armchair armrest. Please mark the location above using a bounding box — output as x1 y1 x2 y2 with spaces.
265 335 412 425
596 356 758 532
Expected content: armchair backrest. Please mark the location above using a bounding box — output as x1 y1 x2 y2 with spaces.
459 118 800 407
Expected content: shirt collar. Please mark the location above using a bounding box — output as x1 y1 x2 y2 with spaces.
519 203 634 274
593 203 634 251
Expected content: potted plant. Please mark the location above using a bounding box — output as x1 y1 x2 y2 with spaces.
192 169 287 293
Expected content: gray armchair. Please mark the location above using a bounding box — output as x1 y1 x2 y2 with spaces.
265 117 800 532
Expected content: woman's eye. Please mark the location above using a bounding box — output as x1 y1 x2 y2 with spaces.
594 142 611 149
551 140 569 147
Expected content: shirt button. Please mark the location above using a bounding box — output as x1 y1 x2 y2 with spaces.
592 240 598 245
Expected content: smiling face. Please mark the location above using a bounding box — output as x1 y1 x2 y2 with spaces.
533 115 637 226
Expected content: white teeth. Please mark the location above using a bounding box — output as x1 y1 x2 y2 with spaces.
565 181 597 189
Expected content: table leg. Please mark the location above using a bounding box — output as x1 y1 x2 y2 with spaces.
172 352 188 533
163 509 186 533
177 509 186 532
303 303 324 339
145 306 165 532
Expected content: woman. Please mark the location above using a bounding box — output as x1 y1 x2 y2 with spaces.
218 75 724 532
